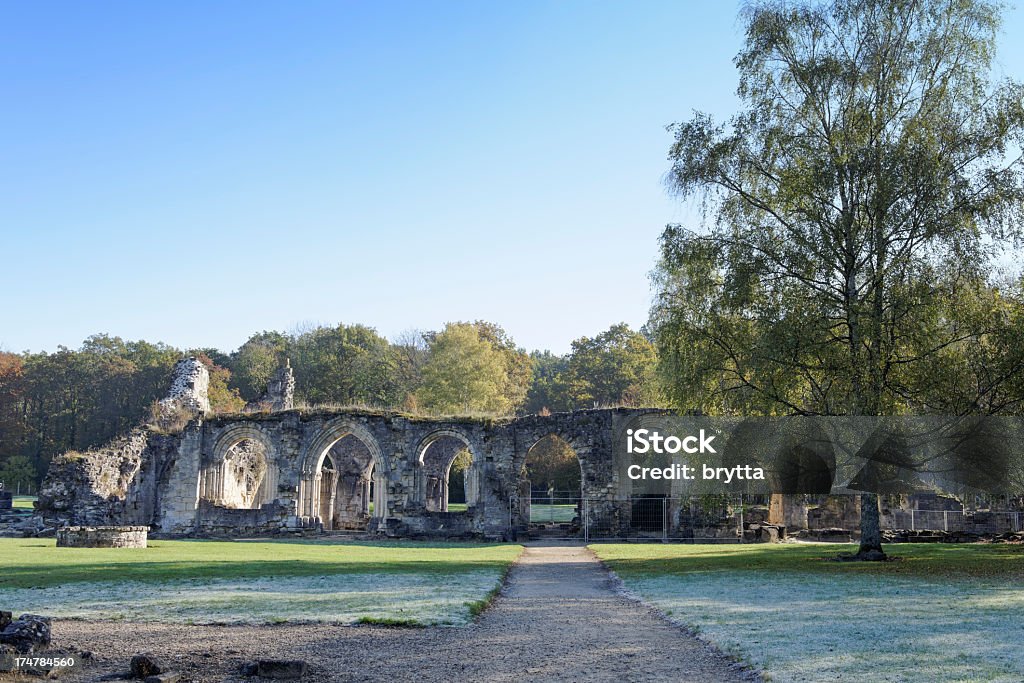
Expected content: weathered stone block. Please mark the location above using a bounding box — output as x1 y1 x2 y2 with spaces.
56 526 148 548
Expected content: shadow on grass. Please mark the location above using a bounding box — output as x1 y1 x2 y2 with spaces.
0 538 522 590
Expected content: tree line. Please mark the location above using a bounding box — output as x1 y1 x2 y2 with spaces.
0 321 660 489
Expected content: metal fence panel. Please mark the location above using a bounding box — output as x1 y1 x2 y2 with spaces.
512 495 746 542
510 495 1024 540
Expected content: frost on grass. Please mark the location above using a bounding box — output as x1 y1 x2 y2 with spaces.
620 571 1024 682
0 570 501 626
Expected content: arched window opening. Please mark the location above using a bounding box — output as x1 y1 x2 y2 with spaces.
520 434 582 534
419 433 477 513
200 437 273 510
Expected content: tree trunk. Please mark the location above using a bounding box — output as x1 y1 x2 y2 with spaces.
857 493 886 559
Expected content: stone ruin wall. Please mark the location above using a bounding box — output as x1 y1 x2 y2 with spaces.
37 429 156 528
35 357 1018 541
34 354 660 539
159 357 211 416
243 360 295 412
33 353 660 539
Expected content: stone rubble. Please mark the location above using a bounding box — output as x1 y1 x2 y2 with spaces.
0 613 52 654
130 652 165 678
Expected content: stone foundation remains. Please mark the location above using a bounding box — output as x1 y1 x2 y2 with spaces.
56 526 148 548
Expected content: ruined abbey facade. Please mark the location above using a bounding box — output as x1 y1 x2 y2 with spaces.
39 357 1009 541
36 358 662 539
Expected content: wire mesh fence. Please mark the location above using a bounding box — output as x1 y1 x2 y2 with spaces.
509 494 1024 541
511 495 746 542
887 509 1023 533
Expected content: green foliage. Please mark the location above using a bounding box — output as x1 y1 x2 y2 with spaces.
390 329 429 411
0 455 36 492
448 448 474 504
523 326 662 413
523 435 580 492
565 323 661 408
0 336 182 486
416 322 527 415
652 0 1024 420
0 318 665 486
194 352 245 413
450 448 473 474
524 351 571 413
0 353 31 484
228 331 289 401
651 0 1024 553
902 280 1024 415
471 320 533 411
290 324 399 406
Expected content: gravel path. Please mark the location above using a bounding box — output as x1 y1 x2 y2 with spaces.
47 544 756 682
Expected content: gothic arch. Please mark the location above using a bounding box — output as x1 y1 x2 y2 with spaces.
415 429 478 512
299 419 388 523
199 424 278 509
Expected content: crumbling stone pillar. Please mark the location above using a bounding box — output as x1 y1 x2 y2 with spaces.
769 493 809 530
245 360 295 412
159 357 211 417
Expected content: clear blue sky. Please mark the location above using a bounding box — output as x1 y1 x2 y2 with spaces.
2 2 1022 355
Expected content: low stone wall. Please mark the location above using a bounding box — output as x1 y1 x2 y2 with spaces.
56 526 148 548
195 500 294 536
382 510 483 539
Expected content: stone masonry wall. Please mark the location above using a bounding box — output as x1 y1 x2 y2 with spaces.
56 526 148 548
39 404 669 539
36 355 672 540
36 429 153 527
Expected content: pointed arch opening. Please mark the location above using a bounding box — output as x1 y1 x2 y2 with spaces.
520 434 583 534
201 427 277 510
313 435 379 530
301 420 387 530
417 430 478 513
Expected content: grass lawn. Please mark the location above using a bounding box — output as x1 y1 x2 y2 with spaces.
0 538 521 626
593 543 1024 682
11 496 36 510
